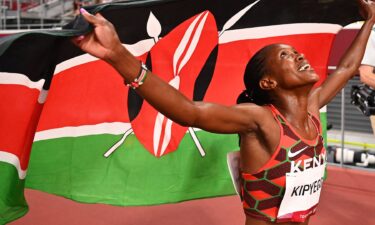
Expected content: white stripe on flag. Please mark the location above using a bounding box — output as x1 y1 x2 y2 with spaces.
54 54 98 75
320 105 327 113
37 89 49 104
0 72 45 90
34 122 132 141
53 23 341 76
219 23 342 44
34 123 203 141
53 41 154 76
328 66 337 70
0 151 27 179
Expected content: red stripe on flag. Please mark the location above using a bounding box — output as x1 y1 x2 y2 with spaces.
204 33 335 105
0 84 42 169
36 60 130 131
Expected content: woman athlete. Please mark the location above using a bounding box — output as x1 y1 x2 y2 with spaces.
74 0 375 224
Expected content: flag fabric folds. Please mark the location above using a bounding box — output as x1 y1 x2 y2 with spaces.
0 0 361 223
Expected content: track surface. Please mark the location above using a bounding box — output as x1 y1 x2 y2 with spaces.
10 166 375 225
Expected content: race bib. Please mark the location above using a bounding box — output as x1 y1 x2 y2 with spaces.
277 164 325 222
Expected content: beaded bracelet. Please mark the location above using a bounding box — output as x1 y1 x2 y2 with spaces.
126 61 148 89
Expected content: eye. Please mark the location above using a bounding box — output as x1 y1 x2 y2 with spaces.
280 51 287 58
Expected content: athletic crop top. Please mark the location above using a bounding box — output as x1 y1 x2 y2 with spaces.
240 105 327 223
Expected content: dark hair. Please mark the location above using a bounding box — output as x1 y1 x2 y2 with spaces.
237 44 278 106
236 44 278 146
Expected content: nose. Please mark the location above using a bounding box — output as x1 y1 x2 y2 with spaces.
296 53 304 61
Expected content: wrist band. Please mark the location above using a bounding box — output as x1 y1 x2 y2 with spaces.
126 61 148 89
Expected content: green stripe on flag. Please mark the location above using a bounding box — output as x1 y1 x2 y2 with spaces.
26 131 239 206
320 111 328 148
0 163 28 225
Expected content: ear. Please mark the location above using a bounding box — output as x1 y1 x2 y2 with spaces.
259 77 277 90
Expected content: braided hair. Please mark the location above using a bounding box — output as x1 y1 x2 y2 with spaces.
237 44 278 106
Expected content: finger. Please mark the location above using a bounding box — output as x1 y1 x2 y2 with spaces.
358 0 368 10
96 13 106 20
80 8 103 26
363 0 375 5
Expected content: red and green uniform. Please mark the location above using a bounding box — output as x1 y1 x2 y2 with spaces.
240 105 327 223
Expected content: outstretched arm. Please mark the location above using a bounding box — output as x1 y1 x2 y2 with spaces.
73 9 260 134
310 0 375 109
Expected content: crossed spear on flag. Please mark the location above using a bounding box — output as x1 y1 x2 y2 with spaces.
104 0 261 158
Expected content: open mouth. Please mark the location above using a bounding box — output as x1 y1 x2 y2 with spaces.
298 63 312 72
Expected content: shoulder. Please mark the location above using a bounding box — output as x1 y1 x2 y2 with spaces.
232 103 272 115
233 103 275 130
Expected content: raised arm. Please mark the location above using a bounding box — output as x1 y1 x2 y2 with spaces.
73 9 260 134
310 0 375 109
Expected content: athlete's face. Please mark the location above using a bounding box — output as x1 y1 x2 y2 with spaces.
263 44 319 90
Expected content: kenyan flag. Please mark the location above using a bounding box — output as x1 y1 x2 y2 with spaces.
0 0 361 223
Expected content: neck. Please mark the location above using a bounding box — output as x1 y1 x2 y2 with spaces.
271 88 311 128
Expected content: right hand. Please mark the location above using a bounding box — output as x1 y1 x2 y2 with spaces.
72 8 123 61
